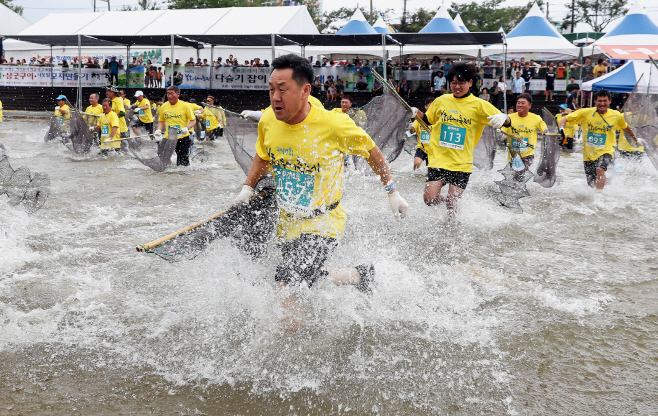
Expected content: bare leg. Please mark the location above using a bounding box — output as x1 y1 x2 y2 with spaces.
329 268 360 285
446 184 465 220
424 179 446 206
595 167 606 190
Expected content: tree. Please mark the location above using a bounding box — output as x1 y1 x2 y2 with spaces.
0 0 23 15
317 6 395 34
448 0 554 33
120 0 162 11
396 8 433 33
561 0 627 32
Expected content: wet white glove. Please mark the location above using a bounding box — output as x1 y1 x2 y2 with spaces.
181 127 189 135
153 129 162 136
388 190 409 221
408 122 415 131
195 109 203 115
240 110 252 118
55 106 60 111
487 113 508 129
411 107 419 118
234 185 254 205
634 137 646 147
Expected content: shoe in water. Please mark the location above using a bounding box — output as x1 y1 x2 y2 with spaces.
355 263 375 295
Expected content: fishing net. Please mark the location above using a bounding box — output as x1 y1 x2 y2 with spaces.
623 93 658 172
125 126 179 172
0 147 51 214
533 108 563 188
355 89 413 168
489 164 532 214
44 116 71 143
221 107 260 176
138 188 278 262
473 126 500 171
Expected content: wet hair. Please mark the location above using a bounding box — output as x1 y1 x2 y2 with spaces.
594 89 611 100
167 85 180 94
271 53 314 86
342 95 353 103
101 98 111 105
517 93 533 105
180 93 190 101
424 96 435 106
447 63 475 82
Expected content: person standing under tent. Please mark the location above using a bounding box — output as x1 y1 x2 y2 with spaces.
565 85 580 111
199 95 225 141
502 93 547 178
0 99 3 131
560 89 641 190
521 62 534 93
496 76 507 111
511 71 525 104
156 67 163 87
544 66 556 102
108 57 119 86
555 104 576 151
96 98 121 154
233 54 408 309
432 70 446 97
131 91 154 137
414 63 510 220
409 97 434 171
105 86 129 139
155 86 196 166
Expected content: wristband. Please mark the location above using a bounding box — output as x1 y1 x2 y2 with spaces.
385 183 397 193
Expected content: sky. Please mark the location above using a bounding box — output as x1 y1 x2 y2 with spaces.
10 0 658 32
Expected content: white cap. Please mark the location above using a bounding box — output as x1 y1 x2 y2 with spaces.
134 90 144 97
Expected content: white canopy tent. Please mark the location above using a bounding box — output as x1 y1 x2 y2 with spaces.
484 2 579 60
0 2 31 36
3 7 318 63
373 15 394 34
591 0 658 60
454 12 469 33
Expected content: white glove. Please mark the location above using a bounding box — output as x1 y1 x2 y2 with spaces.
153 129 162 136
240 110 252 118
407 122 415 131
195 109 203 115
55 106 60 111
234 185 254 205
411 107 419 118
487 113 508 129
634 137 646 147
181 127 189 135
388 190 409 221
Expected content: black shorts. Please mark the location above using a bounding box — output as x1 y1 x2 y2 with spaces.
545 83 555 91
427 167 471 189
134 120 153 133
617 150 643 161
414 148 428 164
275 233 337 287
584 153 612 185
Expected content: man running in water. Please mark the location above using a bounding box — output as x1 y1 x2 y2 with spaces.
155 86 197 166
234 54 408 302
560 89 641 190
415 62 510 219
502 93 547 177
105 86 129 139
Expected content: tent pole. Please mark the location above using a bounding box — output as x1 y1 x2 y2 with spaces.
170 34 174 88
381 34 386 81
503 39 507 114
210 45 214 90
126 45 130 88
78 35 82 110
271 34 275 65
301 45 305 60
50 45 53 88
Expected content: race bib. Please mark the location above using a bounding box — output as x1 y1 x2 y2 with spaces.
173 124 181 135
511 137 529 152
274 166 314 209
511 155 525 171
205 119 210 128
200 130 205 139
57 117 64 126
138 109 145 116
101 125 109 138
420 131 431 144
439 124 466 150
586 132 607 149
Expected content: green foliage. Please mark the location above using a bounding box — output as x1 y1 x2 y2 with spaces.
0 0 23 15
120 0 161 11
561 0 628 32
398 8 434 33
317 7 395 33
448 0 554 33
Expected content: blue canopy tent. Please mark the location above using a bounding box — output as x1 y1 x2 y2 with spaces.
582 60 658 94
337 9 378 35
419 7 462 34
592 0 658 60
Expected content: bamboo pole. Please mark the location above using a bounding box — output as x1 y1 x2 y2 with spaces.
136 191 268 253
371 69 432 132
103 132 161 143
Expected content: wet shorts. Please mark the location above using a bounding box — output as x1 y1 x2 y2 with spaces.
134 120 153 133
584 153 612 185
427 167 471 189
275 233 338 287
617 150 643 162
414 148 428 164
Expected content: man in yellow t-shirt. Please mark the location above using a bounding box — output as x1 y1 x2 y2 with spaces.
561 89 640 189
105 86 129 138
555 104 577 151
95 98 121 153
156 85 196 166
233 54 408 295
131 90 154 136
240 95 325 121
54 94 70 118
85 93 104 143
617 110 644 161
330 95 366 127
198 95 225 141
0 99 3 128
415 62 510 219
408 97 434 170
502 93 547 174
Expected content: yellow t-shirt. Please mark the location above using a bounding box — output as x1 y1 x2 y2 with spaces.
618 111 644 153
54 104 71 118
566 107 628 161
555 113 576 138
592 64 606 76
158 100 195 139
133 98 154 123
98 111 121 149
502 112 547 159
0 99 3 122
84 104 103 128
413 119 431 151
111 97 128 133
185 101 203 112
261 95 324 113
200 107 224 130
426 94 501 172
256 104 376 241
331 107 366 127
123 98 131 108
